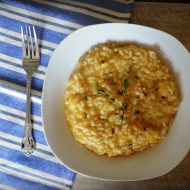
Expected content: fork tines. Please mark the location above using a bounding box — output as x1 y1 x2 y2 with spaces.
21 25 39 59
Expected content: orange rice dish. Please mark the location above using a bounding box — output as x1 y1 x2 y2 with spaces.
64 42 180 157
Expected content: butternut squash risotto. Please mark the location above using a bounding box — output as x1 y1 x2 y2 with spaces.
64 42 180 157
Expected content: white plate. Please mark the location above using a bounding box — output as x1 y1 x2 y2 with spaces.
42 23 190 181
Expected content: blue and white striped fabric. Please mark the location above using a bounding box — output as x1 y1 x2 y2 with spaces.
0 0 134 189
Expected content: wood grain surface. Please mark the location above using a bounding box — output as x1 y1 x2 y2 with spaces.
72 2 190 190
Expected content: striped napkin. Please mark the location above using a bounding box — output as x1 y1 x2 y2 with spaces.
0 0 134 189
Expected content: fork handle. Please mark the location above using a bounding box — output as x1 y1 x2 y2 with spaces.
26 74 32 125
22 74 35 155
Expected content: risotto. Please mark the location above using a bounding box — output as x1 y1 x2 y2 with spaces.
64 42 180 157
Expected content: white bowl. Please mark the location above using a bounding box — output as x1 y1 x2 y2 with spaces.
42 23 190 181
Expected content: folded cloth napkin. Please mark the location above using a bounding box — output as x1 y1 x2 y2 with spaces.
0 0 134 189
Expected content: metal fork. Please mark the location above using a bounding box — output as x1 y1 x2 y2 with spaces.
21 26 40 155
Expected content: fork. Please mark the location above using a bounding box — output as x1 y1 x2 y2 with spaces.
21 26 40 155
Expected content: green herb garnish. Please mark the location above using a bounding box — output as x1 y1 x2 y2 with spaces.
123 78 128 89
122 102 128 109
97 89 105 94
97 89 116 104
116 79 129 127
119 79 128 126
110 98 115 103
123 79 128 96
96 78 129 128
104 93 110 98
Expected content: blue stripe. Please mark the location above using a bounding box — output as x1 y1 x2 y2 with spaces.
0 16 66 44
0 32 52 68
70 0 133 12
0 136 53 156
0 163 72 188
3 0 81 29
0 40 50 69
0 40 22 60
0 31 21 42
52 0 133 18
0 109 42 126
0 58 46 75
0 145 75 181
0 92 41 116
2 0 107 26
28 0 115 25
0 82 41 99
0 118 47 145
4 0 132 17
0 66 43 91
0 6 76 32
0 32 55 53
0 170 60 190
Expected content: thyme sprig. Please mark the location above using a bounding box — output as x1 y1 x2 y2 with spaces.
96 78 128 128
120 79 128 127
96 89 116 103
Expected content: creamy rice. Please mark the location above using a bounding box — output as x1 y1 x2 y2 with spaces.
64 42 180 157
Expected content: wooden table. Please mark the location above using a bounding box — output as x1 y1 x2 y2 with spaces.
72 2 190 190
